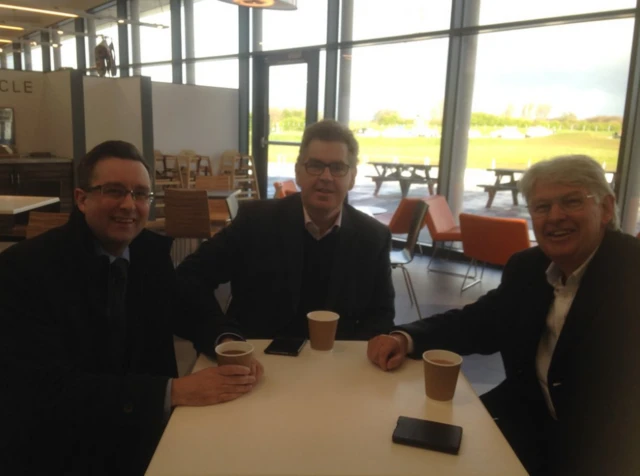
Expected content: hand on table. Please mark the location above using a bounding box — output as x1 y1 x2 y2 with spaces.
367 334 408 371
171 365 256 406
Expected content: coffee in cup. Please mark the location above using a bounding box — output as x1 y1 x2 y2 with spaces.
215 341 254 368
307 311 340 351
422 349 463 401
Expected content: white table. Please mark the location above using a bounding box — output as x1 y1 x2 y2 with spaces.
0 195 60 215
147 340 525 476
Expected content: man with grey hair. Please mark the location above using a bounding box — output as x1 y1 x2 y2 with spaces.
177 119 394 341
367 155 640 475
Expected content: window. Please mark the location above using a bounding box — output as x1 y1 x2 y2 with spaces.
193 0 238 57
261 0 327 51
479 0 636 24
31 46 43 71
140 3 172 63
352 0 452 41
461 19 634 224
195 59 239 89
60 37 77 69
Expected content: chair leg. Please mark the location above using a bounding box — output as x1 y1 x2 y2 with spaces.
402 265 423 320
427 242 440 271
399 266 414 307
461 259 483 293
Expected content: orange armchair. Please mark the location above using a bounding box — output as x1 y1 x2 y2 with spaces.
423 195 462 274
459 213 530 292
274 180 298 198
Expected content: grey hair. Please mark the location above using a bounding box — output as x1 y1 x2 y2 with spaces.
518 154 619 230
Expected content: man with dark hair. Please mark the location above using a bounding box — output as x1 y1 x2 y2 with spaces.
367 155 640 475
177 119 395 340
0 140 262 475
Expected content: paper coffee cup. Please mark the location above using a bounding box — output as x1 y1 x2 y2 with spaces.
215 341 254 368
423 349 463 401
307 311 340 351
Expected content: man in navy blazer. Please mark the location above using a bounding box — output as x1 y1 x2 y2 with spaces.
367 155 640 475
177 120 395 341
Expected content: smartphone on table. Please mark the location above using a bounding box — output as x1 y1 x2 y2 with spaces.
392 416 462 455
264 338 307 356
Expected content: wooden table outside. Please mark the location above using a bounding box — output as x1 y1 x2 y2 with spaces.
479 168 525 208
146 340 526 476
368 162 437 197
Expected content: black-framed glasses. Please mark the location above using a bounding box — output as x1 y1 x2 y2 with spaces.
528 193 595 217
86 183 154 203
303 159 351 177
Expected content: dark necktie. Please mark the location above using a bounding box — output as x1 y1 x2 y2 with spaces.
107 257 129 372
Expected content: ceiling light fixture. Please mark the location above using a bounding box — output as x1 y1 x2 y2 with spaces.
56 29 64 35
0 25 23 31
117 19 125 24
0 3 78 18
218 0 296 10
0 38 12 43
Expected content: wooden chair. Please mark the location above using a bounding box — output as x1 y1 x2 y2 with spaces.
423 195 463 274
459 213 530 292
154 150 180 188
194 175 232 224
390 200 428 320
164 189 217 266
26 212 70 239
273 180 298 198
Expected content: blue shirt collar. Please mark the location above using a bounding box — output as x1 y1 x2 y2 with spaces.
95 242 130 263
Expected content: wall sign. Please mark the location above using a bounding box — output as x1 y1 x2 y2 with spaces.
0 80 33 93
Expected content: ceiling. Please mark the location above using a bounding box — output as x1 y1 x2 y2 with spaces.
0 0 168 43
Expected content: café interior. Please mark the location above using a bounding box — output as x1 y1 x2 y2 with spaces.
1 1 640 474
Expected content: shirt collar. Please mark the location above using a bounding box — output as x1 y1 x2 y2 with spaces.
545 246 598 289
96 242 131 263
303 206 342 240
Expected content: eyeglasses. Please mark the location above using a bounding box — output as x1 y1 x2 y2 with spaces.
528 193 595 217
86 183 154 203
303 159 351 177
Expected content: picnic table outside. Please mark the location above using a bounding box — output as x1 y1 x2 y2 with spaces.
367 161 437 198
479 168 524 208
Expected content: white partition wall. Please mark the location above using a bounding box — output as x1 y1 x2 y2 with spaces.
83 76 146 152
42 71 74 158
151 82 239 172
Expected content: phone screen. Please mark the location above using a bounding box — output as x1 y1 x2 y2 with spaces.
264 338 307 356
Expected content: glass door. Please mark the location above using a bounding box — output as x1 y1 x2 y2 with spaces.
252 49 319 198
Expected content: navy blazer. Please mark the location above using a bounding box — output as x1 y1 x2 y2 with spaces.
177 194 395 340
399 229 640 474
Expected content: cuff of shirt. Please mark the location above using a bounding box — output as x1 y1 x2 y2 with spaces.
390 330 414 354
215 333 245 347
164 379 173 422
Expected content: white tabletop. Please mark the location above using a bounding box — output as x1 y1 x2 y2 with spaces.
147 340 525 476
0 195 60 215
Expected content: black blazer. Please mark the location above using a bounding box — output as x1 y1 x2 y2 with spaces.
0 211 224 475
399 230 640 474
177 194 395 340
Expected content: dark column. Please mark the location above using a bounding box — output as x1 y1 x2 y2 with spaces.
239 7 250 154
337 0 353 125
75 18 86 72
42 31 51 72
170 0 183 84
12 42 22 70
324 0 339 119
117 0 130 77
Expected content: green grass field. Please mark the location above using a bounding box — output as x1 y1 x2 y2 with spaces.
266 131 620 170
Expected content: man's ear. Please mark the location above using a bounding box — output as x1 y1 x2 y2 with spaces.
74 188 88 212
294 162 302 188
600 194 615 227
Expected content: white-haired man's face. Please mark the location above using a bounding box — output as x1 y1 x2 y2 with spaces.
528 180 614 277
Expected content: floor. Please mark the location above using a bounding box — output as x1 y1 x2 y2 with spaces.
174 253 507 397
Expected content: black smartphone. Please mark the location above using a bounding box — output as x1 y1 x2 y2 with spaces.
392 416 462 455
264 338 307 356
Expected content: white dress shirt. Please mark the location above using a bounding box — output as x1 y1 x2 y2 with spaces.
536 251 596 419
303 206 342 240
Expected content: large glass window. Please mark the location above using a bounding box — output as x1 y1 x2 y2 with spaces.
5 49 14 69
140 3 172 63
30 46 42 71
60 37 77 69
338 40 448 219
352 0 452 41
261 0 327 51
462 19 634 225
479 0 636 24
193 0 238 57
195 58 239 88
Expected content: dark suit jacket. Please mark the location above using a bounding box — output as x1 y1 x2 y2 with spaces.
398 229 640 475
177 194 395 340
0 211 224 475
